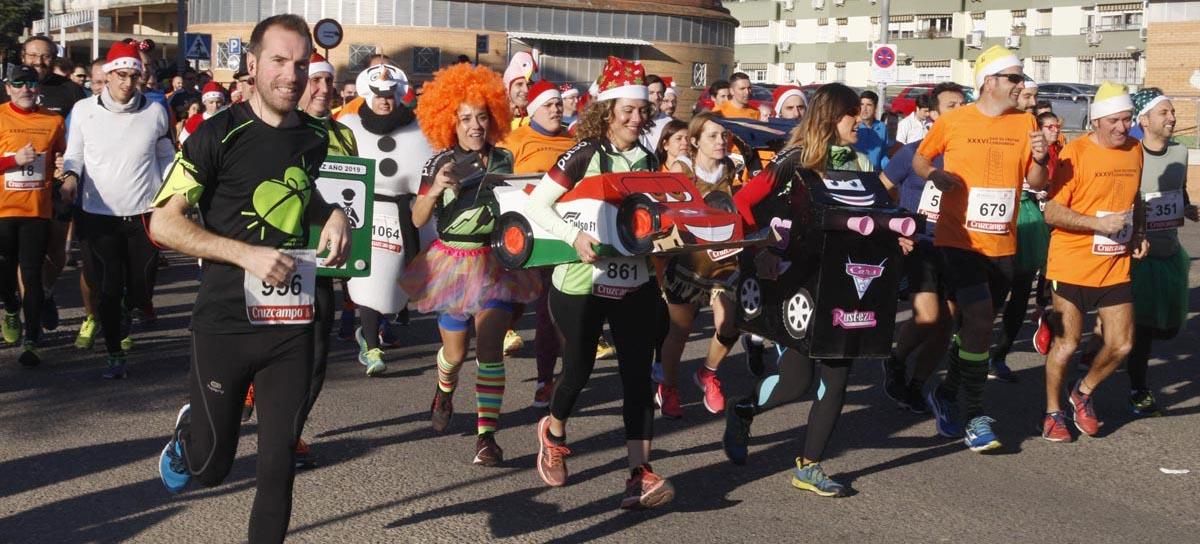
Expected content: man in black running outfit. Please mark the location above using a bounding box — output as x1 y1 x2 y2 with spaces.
150 15 350 544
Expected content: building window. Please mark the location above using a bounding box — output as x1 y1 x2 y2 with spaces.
1078 59 1094 84
835 63 846 82
412 47 440 75
349 44 377 72
917 17 953 38
692 62 708 89
1097 58 1137 84
1033 60 1050 81
751 69 767 82
817 67 827 82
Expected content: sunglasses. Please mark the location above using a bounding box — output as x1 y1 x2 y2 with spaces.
7 80 38 89
992 73 1025 84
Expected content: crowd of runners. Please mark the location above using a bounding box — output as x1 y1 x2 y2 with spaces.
1 13 1194 543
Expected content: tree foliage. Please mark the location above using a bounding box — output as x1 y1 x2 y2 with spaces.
1 0 43 63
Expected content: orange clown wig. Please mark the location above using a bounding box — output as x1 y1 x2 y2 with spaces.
415 63 513 151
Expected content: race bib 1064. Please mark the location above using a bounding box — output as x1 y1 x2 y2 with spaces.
371 214 403 254
1144 190 1184 231
244 249 316 325
592 257 650 300
1092 210 1132 256
3 153 45 190
965 187 1016 234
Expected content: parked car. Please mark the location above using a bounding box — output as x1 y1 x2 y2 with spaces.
1036 83 1098 101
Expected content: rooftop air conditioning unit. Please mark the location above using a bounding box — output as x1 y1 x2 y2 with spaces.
966 30 984 48
1087 30 1102 45
812 0 824 10
783 0 795 10
834 0 845 5
1005 35 1021 48
777 41 792 53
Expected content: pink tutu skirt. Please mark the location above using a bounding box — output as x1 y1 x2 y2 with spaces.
402 240 542 320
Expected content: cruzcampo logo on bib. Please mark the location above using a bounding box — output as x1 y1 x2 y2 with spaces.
242 166 312 240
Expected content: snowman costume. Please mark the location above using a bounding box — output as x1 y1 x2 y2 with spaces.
342 65 435 314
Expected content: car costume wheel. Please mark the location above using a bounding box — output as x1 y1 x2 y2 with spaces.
616 194 661 255
782 288 814 339
738 276 762 319
492 212 533 269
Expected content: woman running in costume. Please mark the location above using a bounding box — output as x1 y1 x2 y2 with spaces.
403 63 541 466
527 57 675 510
654 112 742 419
723 83 910 497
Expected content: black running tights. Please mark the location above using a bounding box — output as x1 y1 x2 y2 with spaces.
753 350 852 462
0 218 49 342
549 282 657 441
183 328 312 544
78 211 158 354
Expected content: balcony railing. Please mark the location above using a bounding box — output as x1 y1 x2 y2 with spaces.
1079 23 1141 33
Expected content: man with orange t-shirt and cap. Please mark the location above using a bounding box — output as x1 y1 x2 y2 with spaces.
0 65 67 366
913 45 1049 453
498 79 575 407
1039 82 1146 443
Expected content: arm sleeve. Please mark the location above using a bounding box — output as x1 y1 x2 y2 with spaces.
152 121 219 207
916 119 947 162
0 156 17 171
733 160 779 232
62 107 85 177
526 174 581 245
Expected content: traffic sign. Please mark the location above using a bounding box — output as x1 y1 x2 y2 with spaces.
228 37 242 55
228 53 241 72
871 43 898 83
313 19 343 50
184 33 212 61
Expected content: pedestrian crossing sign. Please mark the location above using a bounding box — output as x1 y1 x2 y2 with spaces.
185 33 213 61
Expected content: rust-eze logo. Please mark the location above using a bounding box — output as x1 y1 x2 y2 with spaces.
832 308 877 329
845 257 886 300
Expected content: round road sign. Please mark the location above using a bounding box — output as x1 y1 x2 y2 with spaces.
313 19 343 50
873 46 895 69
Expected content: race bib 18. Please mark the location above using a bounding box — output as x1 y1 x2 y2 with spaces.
244 249 316 325
3 153 45 190
965 187 1015 234
592 257 650 300
1144 190 1184 231
1092 210 1132 256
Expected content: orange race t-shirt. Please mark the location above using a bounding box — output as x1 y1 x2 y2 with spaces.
1045 135 1142 288
499 125 576 174
714 101 762 121
917 104 1036 257
0 102 66 219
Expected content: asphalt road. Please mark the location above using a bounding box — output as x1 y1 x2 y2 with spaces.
2 231 1199 543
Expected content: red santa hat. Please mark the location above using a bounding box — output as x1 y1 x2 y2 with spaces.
309 51 334 77
771 85 806 116
103 41 143 74
504 50 539 90
526 80 562 114
558 83 579 99
662 76 678 97
596 57 647 102
201 81 225 103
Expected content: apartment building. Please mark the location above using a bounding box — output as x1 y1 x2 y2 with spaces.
727 0 1147 88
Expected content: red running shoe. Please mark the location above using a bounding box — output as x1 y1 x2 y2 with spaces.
1033 308 1052 355
694 366 726 414
1069 381 1101 436
1041 411 1073 442
621 464 675 510
535 416 570 487
656 384 683 419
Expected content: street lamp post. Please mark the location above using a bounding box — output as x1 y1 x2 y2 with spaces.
877 0 890 121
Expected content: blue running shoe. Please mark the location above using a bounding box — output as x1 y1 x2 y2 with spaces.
159 404 192 493
722 398 754 466
651 360 664 385
926 387 963 438
790 459 846 497
964 416 1002 453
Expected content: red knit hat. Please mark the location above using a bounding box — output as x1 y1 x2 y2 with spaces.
201 81 225 103
104 41 143 74
596 57 647 102
771 85 805 116
309 51 334 77
526 80 561 114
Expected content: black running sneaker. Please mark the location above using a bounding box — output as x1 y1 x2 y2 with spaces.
722 397 755 465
